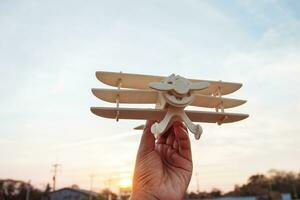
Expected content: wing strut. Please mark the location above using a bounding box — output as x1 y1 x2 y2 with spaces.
116 76 122 121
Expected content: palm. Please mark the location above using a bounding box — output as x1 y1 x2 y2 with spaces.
133 122 193 200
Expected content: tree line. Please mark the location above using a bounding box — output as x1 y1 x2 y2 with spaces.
186 170 300 199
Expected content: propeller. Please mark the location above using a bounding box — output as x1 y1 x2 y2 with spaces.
149 75 209 95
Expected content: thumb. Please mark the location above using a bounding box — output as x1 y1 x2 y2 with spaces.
137 120 156 159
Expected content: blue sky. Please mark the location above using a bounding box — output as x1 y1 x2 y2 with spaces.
1 0 300 192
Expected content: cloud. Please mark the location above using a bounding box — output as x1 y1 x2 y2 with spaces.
49 131 139 151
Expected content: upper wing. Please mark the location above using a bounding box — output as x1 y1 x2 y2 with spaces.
90 107 249 123
96 71 242 95
96 71 163 90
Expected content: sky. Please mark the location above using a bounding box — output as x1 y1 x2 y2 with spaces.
1 0 300 193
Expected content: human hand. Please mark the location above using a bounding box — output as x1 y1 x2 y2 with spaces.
131 121 193 200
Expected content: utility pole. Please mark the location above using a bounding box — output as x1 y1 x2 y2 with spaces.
89 174 95 200
25 180 31 200
51 163 61 191
293 184 298 199
195 172 200 193
104 176 113 200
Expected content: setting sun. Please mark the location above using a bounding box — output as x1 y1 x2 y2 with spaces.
119 179 132 189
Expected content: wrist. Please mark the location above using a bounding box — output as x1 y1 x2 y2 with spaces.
130 191 159 200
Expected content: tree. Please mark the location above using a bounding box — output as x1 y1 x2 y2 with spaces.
223 170 300 198
0 179 42 200
99 188 117 200
42 183 51 200
210 188 222 198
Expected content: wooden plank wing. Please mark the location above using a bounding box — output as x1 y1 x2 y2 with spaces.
90 107 249 123
185 110 249 123
92 88 246 109
92 88 158 104
96 71 163 90
134 125 145 130
191 94 246 108
96 71 242 95
91 107 165 120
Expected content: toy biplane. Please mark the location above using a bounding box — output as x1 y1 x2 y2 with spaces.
91 71 248 140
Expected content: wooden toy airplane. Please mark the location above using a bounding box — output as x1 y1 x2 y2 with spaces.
91 71 248 140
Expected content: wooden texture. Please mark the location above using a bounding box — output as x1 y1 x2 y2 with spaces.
90 107 249 123
134 125 145 130
191 94 246 108
91 88 246 108
96 71 242 95
92 88 158 104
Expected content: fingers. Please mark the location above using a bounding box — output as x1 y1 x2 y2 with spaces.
137 120 156 159
156 125 174 145
165 144 192 172
155 122 192 161
174 123 192 162
166 128 175 146
155 127 174 155
170 152 193 172
156 122 190 152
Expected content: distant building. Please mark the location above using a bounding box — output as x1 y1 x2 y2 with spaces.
186 197 255 200
47 187 101 200
185 193 292 200
280 193 292 200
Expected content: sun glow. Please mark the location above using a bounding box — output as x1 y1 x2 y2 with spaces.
119 179 132 188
